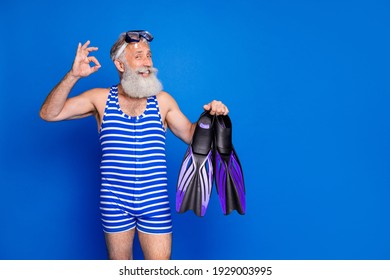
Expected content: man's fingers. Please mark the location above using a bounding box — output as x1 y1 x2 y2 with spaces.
88 56 101 67
91 65 101 73
86 46 98 52
82 40 91 49
76 41 98 61
75 42 82 56
204 100 229 115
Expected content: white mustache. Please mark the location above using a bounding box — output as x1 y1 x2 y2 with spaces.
136 67 158 75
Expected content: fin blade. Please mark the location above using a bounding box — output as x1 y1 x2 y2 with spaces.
215 151 227 214
176 148 213 216
176 147 196 212
228 150 246 214
199 151 214 216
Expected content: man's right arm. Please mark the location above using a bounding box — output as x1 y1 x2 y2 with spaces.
40 41 101 122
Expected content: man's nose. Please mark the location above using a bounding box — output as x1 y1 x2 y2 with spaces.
143 56 152 67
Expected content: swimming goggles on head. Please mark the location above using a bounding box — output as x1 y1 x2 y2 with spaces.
125 30 153 43
114 30 153 60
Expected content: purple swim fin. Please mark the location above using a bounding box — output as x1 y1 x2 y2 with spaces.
214 115 246 215
176 111 214 217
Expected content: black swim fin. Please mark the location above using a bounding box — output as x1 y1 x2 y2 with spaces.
214 114 246 215
176 111 214 217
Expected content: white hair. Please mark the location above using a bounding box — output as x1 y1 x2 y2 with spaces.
110 34 150 61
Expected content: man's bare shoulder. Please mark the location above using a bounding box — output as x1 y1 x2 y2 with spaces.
82 87 110 101
75 88 110 115
156 91 177 105
157 90 172 99
83 87 110 96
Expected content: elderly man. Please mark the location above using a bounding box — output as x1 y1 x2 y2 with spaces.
40 30 228 260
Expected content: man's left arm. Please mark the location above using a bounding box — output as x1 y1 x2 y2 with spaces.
158 92 229 144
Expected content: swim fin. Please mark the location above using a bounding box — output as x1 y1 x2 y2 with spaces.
214 114 246 215
176 111 214 217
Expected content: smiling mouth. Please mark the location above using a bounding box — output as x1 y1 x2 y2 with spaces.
137 69 151 76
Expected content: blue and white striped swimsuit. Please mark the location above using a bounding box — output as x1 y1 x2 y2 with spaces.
99 86 172 234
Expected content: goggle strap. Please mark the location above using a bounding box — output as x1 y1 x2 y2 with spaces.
114 42 128 60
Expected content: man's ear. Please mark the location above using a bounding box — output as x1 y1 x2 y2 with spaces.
114 59 125 73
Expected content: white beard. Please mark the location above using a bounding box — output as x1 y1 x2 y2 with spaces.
120 65 163 98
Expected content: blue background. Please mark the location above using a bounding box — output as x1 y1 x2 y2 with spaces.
1 0 389 260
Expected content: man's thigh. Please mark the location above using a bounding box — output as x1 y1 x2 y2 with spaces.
138 231 172 260
105 229 136 260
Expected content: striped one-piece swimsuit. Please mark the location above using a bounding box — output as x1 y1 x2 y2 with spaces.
99 86 172 234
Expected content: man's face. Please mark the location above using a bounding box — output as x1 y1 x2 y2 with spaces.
124 41 153 77
119 40 162 99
